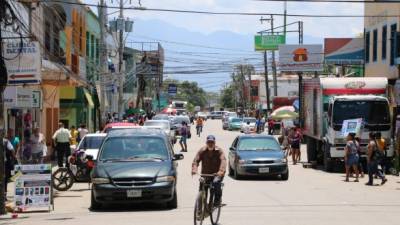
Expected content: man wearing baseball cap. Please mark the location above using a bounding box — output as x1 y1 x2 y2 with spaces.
192 135 226 206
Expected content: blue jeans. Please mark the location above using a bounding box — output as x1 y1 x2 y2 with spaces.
368 161 385 184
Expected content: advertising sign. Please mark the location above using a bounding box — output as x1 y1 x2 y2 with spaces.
324 38 364 65
279 45 323 72
168 84 177 96
254 35 285 51
3 41 41 85
341 118 363 137
14 164 52 210
3 86 42 108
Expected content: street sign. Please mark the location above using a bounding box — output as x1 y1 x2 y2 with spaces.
279 44 324 72
254 35 285 51
3 86 42 108
168 84 177 96
3 41 41 85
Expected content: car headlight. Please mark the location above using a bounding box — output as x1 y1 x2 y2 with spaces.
238 159 251 164
278 158 288 163
92 177 110 184
156 176 175 183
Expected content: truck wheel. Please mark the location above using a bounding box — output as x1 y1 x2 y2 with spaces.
306 137 317 162
323 143 334 172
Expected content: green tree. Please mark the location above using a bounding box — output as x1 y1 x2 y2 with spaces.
220 84 235 109
163 79 208 108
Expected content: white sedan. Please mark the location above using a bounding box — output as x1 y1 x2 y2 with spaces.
76 133 107 160
240 117 257 133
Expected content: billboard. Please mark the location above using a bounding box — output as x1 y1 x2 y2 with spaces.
3 41 41 85
254 35 285 51
279 45 324 72
324 38 364 65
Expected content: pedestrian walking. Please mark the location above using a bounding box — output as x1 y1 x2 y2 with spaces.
366 132 387 186
179 122 188 152
374 132 387 174
7 129 21 163
31 128 46 164
52 122 72 167
77 123 88 143
3 132 16 201
289 127 301 165
355 137 365 178
70 126 79 146
344 133 360 182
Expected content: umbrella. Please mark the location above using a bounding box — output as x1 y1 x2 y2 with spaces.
271 110 298 120
126 108 145 115
161 108 177 114
271 106 296 116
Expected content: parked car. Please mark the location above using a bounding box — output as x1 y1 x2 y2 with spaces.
90 129 184 209
240 117 257 133
76 133 107 160
102 122 138 133
210 111 224 119
144 120 176 144
205 112 212 119
153 114 174 126
228 134 288 180
172 116 191 136
195 112 208 121
228 117 243 131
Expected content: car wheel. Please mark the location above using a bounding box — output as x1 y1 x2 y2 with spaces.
233 165 241 180
281 170 289 181
90 189 102 210
167 190 178 209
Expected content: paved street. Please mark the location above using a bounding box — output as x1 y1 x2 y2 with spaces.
6 119 400 225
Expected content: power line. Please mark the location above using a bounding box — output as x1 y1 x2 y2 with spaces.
37 0 400 18
254 0 400 3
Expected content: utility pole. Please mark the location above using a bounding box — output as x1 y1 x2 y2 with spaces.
118 0 125 116
99 0 108 127
271 15 278 97
263 51 271 112
0 0 7 215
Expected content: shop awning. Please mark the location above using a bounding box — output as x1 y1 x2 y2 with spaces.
83 89 94 108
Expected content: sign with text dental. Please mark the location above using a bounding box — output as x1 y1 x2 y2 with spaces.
3 41 41 85
254 35 285 51
279 45 324 72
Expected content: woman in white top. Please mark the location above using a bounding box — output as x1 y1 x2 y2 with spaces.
31 128 46 164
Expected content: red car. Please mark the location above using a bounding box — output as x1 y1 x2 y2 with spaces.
102 122 139 133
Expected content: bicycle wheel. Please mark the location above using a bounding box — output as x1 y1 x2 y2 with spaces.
194 192 206 225
52 168 74 191
209 191 221 225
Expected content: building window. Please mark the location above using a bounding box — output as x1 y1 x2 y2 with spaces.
373 29 378 62
390 23 397 66
365 31 370 63
86 32 90 57
382 25 387 60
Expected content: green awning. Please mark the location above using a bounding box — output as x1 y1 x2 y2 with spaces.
83 89 94 108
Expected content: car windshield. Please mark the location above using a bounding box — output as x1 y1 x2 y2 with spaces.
231 118 242 123
244 118 257 123
333 100 390 125
144 121 169 129
238 138 281 151
79 136 105 150
173 117 190 124
153 115 169 120
99 137 169 161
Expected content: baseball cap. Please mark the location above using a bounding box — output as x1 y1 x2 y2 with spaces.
206 135 216 142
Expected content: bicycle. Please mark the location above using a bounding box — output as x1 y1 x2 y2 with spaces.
194 174 223 225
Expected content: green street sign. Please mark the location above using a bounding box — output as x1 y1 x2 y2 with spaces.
254 35 285 51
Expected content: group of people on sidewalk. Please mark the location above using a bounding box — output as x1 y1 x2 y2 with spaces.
344 132 388 186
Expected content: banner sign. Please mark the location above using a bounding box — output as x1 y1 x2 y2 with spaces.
3 41 41 85
254 35 285 51
341 118 363 137
3 86 42 109
279 44 324 72
14 164 52 211
168 84 177 96
324 38 364 65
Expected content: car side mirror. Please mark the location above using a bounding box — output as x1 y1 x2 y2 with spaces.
229 147 236 151
173 153 184 160
170 127 175 130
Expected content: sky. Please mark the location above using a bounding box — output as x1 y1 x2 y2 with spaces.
85 0 364 91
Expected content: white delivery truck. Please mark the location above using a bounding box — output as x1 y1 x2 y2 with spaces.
301 77 394 172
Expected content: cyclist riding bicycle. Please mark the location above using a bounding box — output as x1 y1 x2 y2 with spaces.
196 117 204 137
192 135 226 206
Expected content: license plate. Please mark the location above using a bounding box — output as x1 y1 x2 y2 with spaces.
259 167 270 173
127 189 142 198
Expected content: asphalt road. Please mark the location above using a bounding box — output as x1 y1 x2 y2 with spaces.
6 119 400 225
